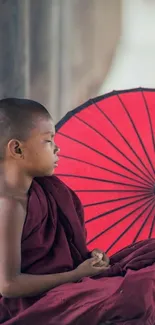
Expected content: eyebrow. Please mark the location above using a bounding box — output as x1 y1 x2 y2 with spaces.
43 131 55 136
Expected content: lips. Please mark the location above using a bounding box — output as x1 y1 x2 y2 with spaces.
54 156 59 166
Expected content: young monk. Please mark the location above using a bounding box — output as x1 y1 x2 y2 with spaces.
0 98 155 325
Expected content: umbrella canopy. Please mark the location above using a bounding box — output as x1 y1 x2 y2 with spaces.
55 88 155 255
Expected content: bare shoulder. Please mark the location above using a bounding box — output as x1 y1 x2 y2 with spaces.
0 193 27 226
0 195 26 214
0 195 27 284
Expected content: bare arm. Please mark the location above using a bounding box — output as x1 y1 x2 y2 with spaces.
0 197 81 298
2 270 81 298
0 197 109 298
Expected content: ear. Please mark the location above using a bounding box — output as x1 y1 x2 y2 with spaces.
7 139 23 159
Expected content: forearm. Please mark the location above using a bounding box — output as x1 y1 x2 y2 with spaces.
1 269 81 298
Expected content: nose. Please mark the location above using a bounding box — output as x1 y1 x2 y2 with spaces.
54 145 60 154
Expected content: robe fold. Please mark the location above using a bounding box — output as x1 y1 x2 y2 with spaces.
1 176 155 325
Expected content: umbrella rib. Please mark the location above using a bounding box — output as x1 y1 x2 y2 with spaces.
58 131 154 185
86 194 152 224
92 99 155 183
149 215 155 238
87 197 154 247
57 174 150 190
59 154 153 187
106 199 154 253
83 193 151 208
117 94 155 175
74 114 154 185
141 91 155 151
76 189 151 193
132 202 155 243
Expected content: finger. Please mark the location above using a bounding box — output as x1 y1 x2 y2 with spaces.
92 252 103 260
97 253 104 260
91 251 98 258
92 249 103 256
102 260 109 267
93 262 105 267
99 260 107 267
94 264 110 271
102 253 110 265
94 260 106 267
91 256 101 265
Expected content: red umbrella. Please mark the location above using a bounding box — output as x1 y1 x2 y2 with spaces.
55 88 155 256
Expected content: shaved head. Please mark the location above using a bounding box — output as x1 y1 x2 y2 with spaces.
0 98 51 159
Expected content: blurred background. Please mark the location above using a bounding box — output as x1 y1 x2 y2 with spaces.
1 0 155 122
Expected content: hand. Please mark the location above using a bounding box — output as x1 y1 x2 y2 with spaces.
91 248 110 267
76 256 110 278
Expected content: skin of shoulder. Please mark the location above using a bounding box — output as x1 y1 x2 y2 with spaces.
0 193 27 287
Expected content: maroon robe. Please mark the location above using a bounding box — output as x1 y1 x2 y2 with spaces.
1 176 155 325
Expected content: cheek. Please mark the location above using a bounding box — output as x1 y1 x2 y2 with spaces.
24 143 54 166
33 148 54 165
44 144 55 156
24 146 40 163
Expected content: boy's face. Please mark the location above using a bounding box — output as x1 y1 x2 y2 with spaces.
20 117 59 177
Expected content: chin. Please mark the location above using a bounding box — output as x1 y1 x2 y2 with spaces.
43 169 54 177
33 166 55 178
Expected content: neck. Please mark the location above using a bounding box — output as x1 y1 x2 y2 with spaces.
0 161 33 195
